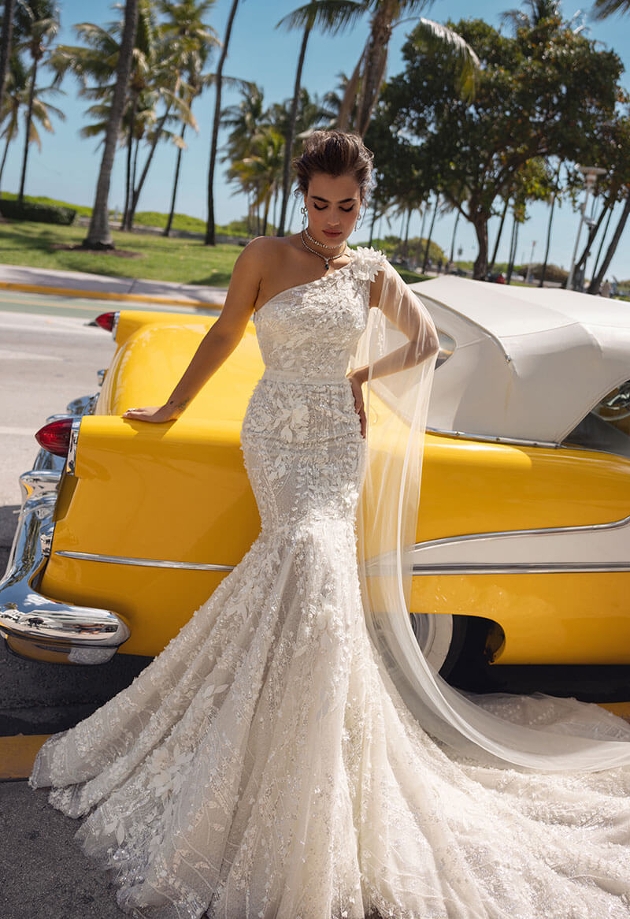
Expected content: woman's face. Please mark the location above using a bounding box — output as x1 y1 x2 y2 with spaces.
303 172 362 246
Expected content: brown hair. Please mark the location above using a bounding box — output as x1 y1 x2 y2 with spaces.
293 130 374 202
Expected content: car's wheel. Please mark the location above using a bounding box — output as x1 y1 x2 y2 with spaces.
409 613 469 678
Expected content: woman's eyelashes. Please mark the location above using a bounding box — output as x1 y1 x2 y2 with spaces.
312 203 356 212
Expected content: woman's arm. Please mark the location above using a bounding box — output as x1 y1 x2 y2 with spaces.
347 262 439 435
123 241 265 423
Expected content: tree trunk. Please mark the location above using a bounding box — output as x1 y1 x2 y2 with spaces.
123 135 140 230
506 211 519 284
164 124 187 237
122 96 138 230
0 132 11 189
489 197 508 272
127 106 171 229
589 192 630 295
448 208 460 264
472 213 489 280
84 0 139 250
261 192 270 237
336 55 362 133
539 193 557 287
573 199 608 283
589 202 614 292
403 207 412 256
422 194 440 274
205 0 240 246
354 2 393 137
0 0 16 122
18 54 39 206
368 197 378 246
123 121 133 229
278 23 311 237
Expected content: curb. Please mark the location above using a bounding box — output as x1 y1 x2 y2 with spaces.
0 280 223 309
0 735 49 781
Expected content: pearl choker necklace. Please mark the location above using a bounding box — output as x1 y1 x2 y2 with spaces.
300 231 347 272
304 226 343 251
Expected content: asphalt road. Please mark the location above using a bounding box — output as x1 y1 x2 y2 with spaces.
0 298 151 735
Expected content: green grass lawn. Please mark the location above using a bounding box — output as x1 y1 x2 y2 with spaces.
0 217 432 289
0 219 241 287
0 193 432 288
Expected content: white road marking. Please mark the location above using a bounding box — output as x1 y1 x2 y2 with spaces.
0 426 36 436
0 348 63 361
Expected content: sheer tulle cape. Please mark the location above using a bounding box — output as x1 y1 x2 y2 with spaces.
357 260 630 772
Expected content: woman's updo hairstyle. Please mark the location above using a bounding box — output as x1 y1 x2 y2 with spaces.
293 130 374 203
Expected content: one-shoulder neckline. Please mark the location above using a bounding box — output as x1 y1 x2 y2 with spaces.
253 257 356 319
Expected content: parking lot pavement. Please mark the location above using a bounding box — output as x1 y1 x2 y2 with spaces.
0 780 127 919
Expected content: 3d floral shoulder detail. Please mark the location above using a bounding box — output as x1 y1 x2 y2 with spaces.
350 246 388 282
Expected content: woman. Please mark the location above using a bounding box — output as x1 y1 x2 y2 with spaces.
31 132 630 919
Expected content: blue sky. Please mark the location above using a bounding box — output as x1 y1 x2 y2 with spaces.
2 0 629 279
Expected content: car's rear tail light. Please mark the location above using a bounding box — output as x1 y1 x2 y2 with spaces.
95 311 118 333
35 417 74 456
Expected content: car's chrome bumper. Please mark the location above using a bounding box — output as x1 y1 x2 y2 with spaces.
0 394 131 665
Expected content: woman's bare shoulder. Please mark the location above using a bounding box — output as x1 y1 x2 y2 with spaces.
242 236 296 261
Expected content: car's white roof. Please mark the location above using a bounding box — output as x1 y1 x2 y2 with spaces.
411 276 630 443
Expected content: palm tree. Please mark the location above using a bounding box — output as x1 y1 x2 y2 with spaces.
0 51 64 191
284 0 479 137
14 0 60 205
120 0 157 229
50 6 161 231
0 0 17 118
83 0 139 250
222 83 269 234
275 0 355 236
221 83 266 161
502 0 562 30
157 0 218 236
592 0 630 16
228 124 284 236
589 190 630 291
205 0 242 246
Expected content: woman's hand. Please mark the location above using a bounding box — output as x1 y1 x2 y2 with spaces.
347 372 367 438
123 405 179 423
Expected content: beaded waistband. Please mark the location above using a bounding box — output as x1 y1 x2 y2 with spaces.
262 368 348 385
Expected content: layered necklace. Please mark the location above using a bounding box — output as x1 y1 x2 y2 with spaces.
300 228 347 272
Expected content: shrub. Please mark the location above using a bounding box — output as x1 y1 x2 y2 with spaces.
0 198 77 225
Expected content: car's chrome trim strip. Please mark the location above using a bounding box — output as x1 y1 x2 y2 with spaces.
426 426 561 449
55 551 235 572
413 561 630 575
410 515 630 576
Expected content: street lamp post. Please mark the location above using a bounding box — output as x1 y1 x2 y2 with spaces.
567 165 606 291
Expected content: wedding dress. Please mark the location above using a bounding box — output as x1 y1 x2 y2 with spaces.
31 249 630 919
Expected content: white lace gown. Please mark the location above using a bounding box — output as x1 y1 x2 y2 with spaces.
31 250 630 919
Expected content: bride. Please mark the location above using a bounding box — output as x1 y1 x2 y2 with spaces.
31 131 630 919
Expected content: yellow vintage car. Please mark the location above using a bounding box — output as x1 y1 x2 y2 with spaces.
2 277 630 691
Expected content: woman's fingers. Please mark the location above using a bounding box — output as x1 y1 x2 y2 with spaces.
348 376 367 439
122 406 174 423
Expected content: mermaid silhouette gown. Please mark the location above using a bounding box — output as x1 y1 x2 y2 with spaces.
31 249 630 919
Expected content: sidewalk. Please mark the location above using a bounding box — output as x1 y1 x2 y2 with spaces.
0 263 228 308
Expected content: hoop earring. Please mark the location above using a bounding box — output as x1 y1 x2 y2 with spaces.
355 210 365 231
